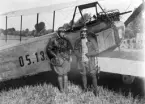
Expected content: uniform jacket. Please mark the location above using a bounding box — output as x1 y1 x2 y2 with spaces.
46 34 73 75
75 34 99 72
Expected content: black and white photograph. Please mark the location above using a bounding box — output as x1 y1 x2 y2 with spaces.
0 0 144 103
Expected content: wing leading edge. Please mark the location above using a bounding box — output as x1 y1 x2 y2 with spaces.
1 1 77 17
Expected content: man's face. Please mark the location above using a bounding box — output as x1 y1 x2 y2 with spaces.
81 31 87 38
59 31 65 37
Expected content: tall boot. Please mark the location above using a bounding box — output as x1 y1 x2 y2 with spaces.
58 76 63 92
82 74 87 91
91 73 98 96
64 74 68 93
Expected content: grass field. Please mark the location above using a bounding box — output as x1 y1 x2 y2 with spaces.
0 82 144 104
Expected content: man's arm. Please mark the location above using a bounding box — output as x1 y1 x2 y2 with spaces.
86 37 99 57
85 50 99 57
46 38 57 58
64 38 73 55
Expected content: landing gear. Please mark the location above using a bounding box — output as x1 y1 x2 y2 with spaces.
122 75 135 84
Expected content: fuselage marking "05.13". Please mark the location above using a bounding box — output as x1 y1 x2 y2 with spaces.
18 51 47 67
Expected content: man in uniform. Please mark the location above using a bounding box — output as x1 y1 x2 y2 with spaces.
75 26 99 96
46 27 73 93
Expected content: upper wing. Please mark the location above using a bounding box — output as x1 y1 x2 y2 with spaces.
1 1 76 17
1 1 103 17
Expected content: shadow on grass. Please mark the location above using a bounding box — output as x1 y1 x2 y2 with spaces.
0 68 144 98
68 68 145 98
69 50 145 97
0 70 58 92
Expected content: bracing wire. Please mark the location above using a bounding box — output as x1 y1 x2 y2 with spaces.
124 0 133 12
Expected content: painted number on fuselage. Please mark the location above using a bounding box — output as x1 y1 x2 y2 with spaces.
18 51 47 67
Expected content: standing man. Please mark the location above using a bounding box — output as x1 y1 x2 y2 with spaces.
46 27 73 93
75 26 99 96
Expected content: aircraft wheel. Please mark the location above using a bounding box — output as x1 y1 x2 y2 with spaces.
122 75 135 84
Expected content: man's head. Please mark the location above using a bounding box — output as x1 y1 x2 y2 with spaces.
80 26 88 39
58 27 66 37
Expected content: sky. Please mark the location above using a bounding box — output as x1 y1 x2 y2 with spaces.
0 0 143 30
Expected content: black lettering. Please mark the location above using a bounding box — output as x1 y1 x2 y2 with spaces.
26 54 31 65
19 56 24 67
40 51 45 61
35 52 39 62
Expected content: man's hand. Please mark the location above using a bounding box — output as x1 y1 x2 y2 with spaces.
85 53 89 58
85 51 99 57
51 57 64 66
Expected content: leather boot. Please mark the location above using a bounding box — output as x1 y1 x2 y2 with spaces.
58 76 63 92
64 75 68 93
91 73 98 96
82 74 87 91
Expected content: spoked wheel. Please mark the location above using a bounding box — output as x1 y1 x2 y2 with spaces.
122 75 135 84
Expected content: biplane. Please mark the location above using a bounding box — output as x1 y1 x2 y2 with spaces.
0 1 144 84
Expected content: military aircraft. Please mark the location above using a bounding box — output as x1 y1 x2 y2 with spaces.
0 1 144 84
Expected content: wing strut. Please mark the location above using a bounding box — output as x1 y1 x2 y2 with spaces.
5 16 7 42
79 7 85 24
52 11 55 32
95 3 98 16
36 13 39 26
71 6 77 29
20 15 22 42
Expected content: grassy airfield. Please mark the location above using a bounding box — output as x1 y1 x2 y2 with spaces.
0 82 144 104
